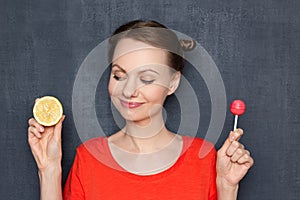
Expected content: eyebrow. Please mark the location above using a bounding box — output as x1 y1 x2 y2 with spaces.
111 64 126 73
139 69 160 75
111 64 160 75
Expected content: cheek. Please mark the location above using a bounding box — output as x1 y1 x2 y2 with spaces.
141 86 169 103
108 79 114 96
108 79 122 97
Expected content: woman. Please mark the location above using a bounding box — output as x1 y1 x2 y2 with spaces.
28 20 253 200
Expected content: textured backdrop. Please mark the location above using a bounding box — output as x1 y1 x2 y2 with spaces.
0 0 299 199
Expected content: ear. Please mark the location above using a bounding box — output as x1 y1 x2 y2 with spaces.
167 72 181 95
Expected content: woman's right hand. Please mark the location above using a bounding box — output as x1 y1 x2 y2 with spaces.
28 109 65 171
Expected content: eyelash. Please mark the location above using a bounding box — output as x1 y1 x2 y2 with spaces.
141 79 154 84
113 74 155 84
113 74 125 81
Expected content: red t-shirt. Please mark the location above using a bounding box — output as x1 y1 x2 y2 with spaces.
63 136 217 200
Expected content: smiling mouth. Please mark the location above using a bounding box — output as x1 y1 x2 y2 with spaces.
120 100 145 108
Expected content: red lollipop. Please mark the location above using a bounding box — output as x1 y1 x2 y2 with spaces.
230 100 246 130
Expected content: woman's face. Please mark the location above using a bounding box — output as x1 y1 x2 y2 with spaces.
108 38 180 124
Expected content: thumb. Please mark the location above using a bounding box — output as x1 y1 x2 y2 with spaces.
219 129 244 155
53 115 65 140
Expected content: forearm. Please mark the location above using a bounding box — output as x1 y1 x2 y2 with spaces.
38 164 63 200
216 176 239 200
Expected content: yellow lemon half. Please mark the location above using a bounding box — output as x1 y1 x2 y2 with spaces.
33 96 63 126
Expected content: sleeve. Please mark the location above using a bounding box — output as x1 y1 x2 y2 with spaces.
208 147 217 200
63 148 85 200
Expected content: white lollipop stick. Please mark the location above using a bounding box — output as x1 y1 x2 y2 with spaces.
233 115 238 131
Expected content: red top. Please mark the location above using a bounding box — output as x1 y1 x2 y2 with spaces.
63 136 217 200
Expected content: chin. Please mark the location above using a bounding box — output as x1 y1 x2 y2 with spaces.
120 112 149 123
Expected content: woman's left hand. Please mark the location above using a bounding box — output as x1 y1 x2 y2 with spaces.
216 128 254 187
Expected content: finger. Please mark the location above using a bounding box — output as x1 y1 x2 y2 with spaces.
218 129 244 155
240 144 245 149
226 141 240 156
28 126 42 138
230 148 245 162
218 131 234 154
229 128 244 142
28 118 44 132
53 115 65 140
237 154 254 168
245 150 250 156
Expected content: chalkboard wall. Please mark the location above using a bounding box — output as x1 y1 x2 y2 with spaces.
0 0 299 199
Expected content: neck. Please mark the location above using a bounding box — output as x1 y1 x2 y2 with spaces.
122 126 173 153
125 113 165 138
122 113 175 153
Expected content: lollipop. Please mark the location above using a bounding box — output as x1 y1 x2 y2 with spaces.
230 100 246 130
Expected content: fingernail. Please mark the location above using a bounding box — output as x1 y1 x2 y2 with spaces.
40 127 44 132
230 134 235 141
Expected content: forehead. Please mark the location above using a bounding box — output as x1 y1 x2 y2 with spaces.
112 38 171 73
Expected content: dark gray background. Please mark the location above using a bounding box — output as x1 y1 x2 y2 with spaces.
1 0 299 199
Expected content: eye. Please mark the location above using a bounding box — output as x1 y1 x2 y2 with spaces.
112 71 126 81
140 76 155 84
141 79 155 84
113 75 124 81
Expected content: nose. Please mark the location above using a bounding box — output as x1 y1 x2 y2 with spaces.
122 77 139 98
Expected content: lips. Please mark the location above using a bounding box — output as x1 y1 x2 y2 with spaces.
120 100 144 108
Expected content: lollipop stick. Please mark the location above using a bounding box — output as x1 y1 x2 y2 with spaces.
233 115 238 131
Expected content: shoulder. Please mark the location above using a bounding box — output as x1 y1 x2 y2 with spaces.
181 135 216 159
77 136 107 150
73 137 122 169
75 137 109 160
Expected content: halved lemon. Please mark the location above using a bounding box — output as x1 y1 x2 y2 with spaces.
33 96 63 126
